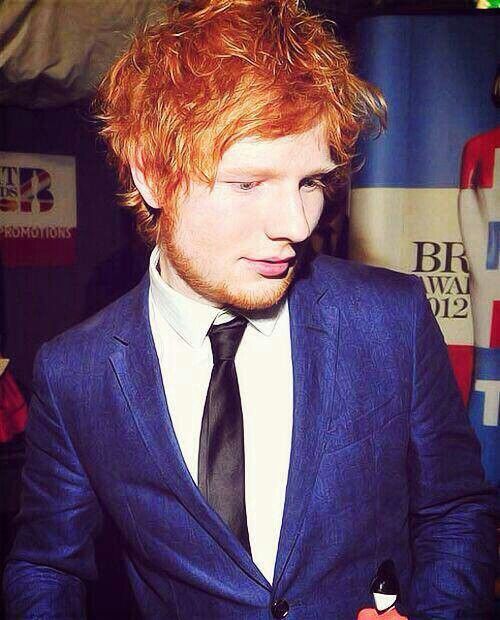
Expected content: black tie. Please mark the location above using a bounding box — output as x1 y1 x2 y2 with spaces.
198 316 251 555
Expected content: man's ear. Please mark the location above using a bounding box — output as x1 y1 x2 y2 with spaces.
130 164 161 210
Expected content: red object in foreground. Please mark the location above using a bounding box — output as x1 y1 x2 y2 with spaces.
357 607 408 620
0 369 28 443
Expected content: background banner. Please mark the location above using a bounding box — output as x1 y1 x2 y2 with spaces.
0 152 76 266
350 14 499 484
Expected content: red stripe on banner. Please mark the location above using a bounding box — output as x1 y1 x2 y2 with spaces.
490 300 500 349
447 344 474 406
0 228 76 266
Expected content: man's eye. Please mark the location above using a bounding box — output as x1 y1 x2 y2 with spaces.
235 181 259 191
301 177 325 190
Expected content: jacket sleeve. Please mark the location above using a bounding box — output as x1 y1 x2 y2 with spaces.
2 343 103 619
406 278 498 619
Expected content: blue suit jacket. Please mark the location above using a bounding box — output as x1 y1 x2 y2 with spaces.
3 256 497 618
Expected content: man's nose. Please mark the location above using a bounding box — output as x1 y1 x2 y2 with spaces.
265 189 313 243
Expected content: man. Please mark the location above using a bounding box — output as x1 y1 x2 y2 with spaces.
3 1 497 618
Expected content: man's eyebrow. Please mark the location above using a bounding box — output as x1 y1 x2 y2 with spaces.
307 163 339 175
217 163 338 178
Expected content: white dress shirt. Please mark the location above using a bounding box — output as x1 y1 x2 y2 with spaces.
148 246 293 584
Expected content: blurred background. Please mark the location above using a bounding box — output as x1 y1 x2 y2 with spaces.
0 0 498 617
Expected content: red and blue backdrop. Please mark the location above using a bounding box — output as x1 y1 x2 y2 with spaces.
350 13 499 485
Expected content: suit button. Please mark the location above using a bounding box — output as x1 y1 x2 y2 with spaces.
271 599 289 618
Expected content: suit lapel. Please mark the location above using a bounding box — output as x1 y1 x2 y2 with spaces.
107 263 340 591
273 270 340 587
109 275 270 590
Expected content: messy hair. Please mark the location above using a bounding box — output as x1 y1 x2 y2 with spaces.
96 0 386 245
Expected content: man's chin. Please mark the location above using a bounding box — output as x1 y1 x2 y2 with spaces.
222 271 296 311
158 240 299 310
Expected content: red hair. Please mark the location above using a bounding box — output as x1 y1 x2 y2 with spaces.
96 0 386 244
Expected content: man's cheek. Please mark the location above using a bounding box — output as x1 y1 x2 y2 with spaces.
312 201 326 227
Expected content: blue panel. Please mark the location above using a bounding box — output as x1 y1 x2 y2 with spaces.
468 390 500 486
475 347 500 382
486 221 500 270
353 15 500 188
469 348 499 485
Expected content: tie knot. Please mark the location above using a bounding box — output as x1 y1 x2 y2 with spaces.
208 316 247 361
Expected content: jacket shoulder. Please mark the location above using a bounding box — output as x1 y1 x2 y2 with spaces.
38 274 148 370
311 254 421 301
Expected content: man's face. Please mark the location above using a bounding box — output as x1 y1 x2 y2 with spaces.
158 122 335 310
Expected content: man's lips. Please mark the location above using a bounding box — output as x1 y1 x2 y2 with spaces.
243 256 295 277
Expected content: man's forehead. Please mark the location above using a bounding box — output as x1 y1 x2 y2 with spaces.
217 124 334 175
217 162 337 179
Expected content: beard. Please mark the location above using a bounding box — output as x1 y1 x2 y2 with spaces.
157 213 301 311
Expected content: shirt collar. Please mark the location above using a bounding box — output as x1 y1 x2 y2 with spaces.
148 246 285 348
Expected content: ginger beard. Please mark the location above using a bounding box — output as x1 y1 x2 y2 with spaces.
157 209 303 311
